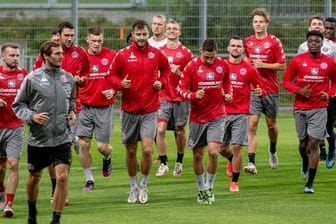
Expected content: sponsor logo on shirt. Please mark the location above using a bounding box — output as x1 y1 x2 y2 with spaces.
254 46 261 54
230 73 237 80
8 80 16 88
40 77 50 85
92 65 99 72
311 68 318 75
206 73 214 80
128 52 137 62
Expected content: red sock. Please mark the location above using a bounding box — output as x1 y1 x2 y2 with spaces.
6 193 14 205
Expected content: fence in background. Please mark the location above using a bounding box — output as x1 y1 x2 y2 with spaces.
0 0 334 107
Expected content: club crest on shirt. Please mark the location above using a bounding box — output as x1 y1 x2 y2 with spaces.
311 68 318 75
60 75 67 82
101 58 109 65
230 73 237 80
71 51 79 58
176 52 183 58
17 73 24 80
216 66 223 73
91 65 99 72
254 46 261 54
148 52 155 59
206 73 215 81
240 68 247 75
7 80 16 88
264 42 270 49
320 62 328 69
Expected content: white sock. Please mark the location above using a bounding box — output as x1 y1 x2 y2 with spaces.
195 174 205 190
139 174 148 188
129 176 137 190
205 172 216 189
83 168 94 182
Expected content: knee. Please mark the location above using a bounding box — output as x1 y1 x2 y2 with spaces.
57 172 68 185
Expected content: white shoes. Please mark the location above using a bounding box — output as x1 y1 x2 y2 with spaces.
156 164 169 177
173 162 183 176
243 162 257 175
138 186 148 204
127 188 138 204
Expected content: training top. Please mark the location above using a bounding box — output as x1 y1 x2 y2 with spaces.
0 66 28 128
224 59 264 114
13 64 76 147
79 47 116 106
107 42 170 114
148 37 167 49
159 43 193 101
282 52 336 110
33 43 90 113
177 56 230 123
244 33 286 94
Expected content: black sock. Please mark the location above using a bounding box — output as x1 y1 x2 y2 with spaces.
269 142 277 154
28 200 37 221
51 178 56 196
319 144 326 154
307 168 317 186
299 147 309 172
228 155 233 162
248 153 255 164
176 153 184 163
51 211 61 224
159 155 167 165
232 172 240 182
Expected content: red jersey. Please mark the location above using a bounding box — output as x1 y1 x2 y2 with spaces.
224 59 263 114
33 44 90 113
282 52 336 110
107 42 170 114
0 66 28 128
177 56 230 123
244 33 286 94
79 47 116 106
159 43 193 101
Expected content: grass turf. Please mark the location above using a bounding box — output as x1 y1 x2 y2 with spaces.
1 112 336 224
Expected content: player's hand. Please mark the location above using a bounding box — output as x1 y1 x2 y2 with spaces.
224 94 232 102
253 58 264 68
33 112 49 125
298 85 312 98
320 91 329 101
102 89 115 99
255 85 263 97
0 98 7 107
121 74 131 88
170 64 181 76
74 76 84 84
67 110 77 126
196 88 205 99
153 80 162 91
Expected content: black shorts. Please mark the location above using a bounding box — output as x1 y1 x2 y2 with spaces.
27 143 72 173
